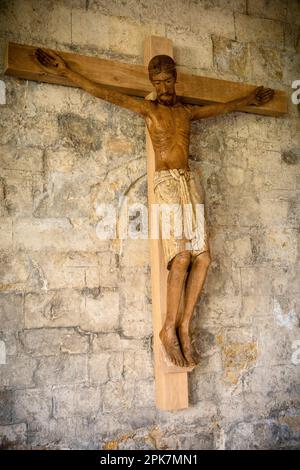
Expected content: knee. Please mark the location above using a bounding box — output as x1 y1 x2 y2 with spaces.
194 251 211 269
173 251 191 271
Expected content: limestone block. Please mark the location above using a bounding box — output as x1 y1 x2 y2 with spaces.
0 145 43 173
13 388 52 429
12 113 60 148
219 338 258 385
248 0 288 21
25 251 98 291
107 352 124 382
166 26 213 71
0 174 33 216
263 228 298 264
249 44 283 83
0 292 23 331
254 317 300 367
123 349 153 381
283 22 300 52
0 218 13 250
1 0 71 44
0 251 29 292
26 82 73 115
0 390 13 425
25 289 82 328
258 196 290 227
0 423 27 449
139 0 191 27
52 385 102 419
88 352 110 384
14 217 111 252
241 265 273 296
120 239 150 269
120 300 152 337
189 371 219 403
34 354 88 386
33 172 100 218
102 380 135 413
199 294 242 329
283 51 300 87
80 289 119 333
287 0 300 26
71 9 110 49
133 379 155 408
0 356 36 388
212 36 251 79
190 5 235 40
20 328 89 356
108 16 165 56
240 295 273 324
92 333 143 353
235 13 284 47
243 364 300 398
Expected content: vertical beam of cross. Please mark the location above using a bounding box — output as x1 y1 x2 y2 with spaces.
144 36 192 411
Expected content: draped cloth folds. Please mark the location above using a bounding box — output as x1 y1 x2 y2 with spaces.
153 167 209 270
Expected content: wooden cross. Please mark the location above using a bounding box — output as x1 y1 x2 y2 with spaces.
4 37 287 410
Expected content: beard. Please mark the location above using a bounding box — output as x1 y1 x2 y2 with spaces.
158 93 174 105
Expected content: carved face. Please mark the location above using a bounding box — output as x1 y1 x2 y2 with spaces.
150 71 176 106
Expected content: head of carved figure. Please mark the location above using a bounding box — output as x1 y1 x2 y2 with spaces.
148 55 177 105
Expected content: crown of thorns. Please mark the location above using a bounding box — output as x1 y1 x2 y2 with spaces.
148 55 177 79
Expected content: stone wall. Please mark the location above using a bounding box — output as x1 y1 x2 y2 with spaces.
0 0 300 450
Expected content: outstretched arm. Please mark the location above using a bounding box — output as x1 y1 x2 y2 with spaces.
35 48 149 117
189 86 274 120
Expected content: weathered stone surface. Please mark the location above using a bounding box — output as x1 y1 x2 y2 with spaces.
0 218 13 250
0 292 23 331
287 0 300 26
34 354 88 386
19 328 89 356
0 423 27 449
235 13 284 47
80 289 119 333
0 390 14 425
166 26 213 71
13 388 52 431
102 380 135 413
190 5 235 39
88 352 110 384
248 0 288 22
14 217 110 252
0 0 72 44
24 289 82 328
0 0 299 451
249 44 283 84
0 145 44 173
212 36 251 79
52 385 102 419
0 356 37 388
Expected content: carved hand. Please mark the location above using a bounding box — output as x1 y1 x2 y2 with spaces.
249 86 275 106
35 48 69 76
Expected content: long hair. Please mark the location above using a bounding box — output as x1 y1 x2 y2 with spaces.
148 55 177 81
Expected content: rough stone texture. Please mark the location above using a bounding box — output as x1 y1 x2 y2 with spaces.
0 0 300 451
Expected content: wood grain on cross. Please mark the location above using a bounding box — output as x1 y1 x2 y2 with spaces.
4 38 288 410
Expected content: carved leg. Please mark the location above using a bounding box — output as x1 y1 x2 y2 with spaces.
160 250 191 367
178 251 211 366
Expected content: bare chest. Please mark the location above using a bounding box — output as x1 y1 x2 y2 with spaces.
146 106 191 137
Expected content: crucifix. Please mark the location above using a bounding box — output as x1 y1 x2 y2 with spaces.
4 38 287 410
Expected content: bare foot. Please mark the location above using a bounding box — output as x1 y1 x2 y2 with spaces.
177 325 197 367
159 326 188 367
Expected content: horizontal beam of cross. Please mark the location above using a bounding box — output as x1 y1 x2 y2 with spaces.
4 41 287 117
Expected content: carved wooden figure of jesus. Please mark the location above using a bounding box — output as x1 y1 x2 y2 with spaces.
35 48 274 368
